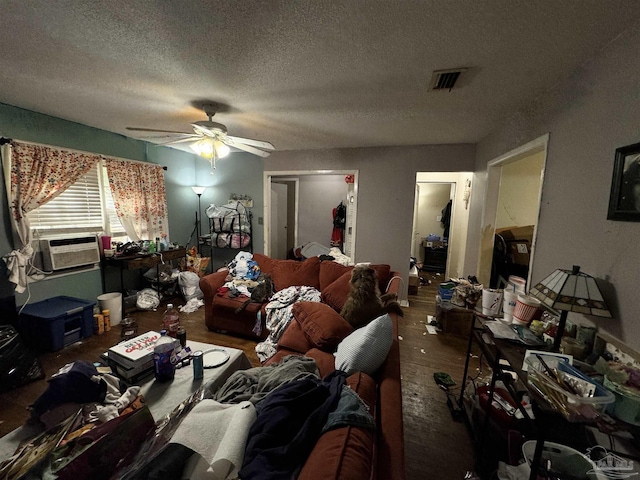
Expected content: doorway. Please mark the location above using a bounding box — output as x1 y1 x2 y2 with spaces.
477 134 548 288
264 171 358 260
413 183 453 273
412 172 472 280
270 179 297 259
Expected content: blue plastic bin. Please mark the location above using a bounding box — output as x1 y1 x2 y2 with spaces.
18 296 95 351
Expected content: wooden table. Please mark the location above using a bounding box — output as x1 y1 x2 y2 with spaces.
100 247 186 298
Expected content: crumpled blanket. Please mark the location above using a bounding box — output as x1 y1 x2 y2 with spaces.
255 286 321 363
239 371 347 480
212 355 319 405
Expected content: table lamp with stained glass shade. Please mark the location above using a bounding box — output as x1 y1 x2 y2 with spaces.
529 265 612 352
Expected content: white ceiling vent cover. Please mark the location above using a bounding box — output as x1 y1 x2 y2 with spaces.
429 68 468 91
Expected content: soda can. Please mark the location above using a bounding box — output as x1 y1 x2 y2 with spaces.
192 350 204 380
177 326 187 349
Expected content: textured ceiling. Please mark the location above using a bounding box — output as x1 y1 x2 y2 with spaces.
2 1 640 152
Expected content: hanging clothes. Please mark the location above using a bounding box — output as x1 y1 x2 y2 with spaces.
330 201 346 249
441 200 452 240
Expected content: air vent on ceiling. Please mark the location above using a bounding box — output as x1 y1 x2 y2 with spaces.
429 68 467 91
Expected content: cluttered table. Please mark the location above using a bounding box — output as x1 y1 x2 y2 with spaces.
458 312 640 479
100 247 186 297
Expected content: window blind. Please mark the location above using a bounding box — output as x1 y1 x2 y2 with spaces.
28 164 125 238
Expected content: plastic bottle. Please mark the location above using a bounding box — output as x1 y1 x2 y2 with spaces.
149 239 156 253
153 330 176 382
102 309 111 331
162 303 181 338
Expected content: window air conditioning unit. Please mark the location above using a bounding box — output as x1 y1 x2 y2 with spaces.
40 236 101 271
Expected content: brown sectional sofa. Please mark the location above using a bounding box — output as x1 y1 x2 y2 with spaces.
198 254 405 480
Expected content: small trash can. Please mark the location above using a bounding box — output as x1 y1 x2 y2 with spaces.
97 292 123 326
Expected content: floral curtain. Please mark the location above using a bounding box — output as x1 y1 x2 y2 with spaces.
1 141 99 292
105 159 168 241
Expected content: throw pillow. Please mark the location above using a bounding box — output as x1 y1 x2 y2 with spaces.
253 253 277 276
318 262 352 290
370 264 391 291
320 271 351 312
292 301 353 351
270 256 321 291
334 313 393 376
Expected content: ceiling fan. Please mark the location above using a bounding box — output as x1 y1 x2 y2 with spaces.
126 103 275 170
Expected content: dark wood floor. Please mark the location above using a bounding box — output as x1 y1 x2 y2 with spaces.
0 275 477 477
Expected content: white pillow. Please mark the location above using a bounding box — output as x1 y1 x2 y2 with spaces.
335 313 393 375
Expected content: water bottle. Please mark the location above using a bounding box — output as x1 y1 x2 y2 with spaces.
153 330 176 382
162 303 181 338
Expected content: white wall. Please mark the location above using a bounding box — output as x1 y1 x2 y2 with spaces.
466 22 640 349
297 175 346 247
265 144 476 300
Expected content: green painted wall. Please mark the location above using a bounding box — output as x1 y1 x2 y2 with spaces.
0 102 202 306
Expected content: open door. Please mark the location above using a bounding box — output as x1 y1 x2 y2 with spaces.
478 135 548 288
270 179 297 259
264 171 358 260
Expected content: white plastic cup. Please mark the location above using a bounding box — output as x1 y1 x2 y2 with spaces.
97 292 123 326
482 289 503 317
502 290 518 316
513 294 542 325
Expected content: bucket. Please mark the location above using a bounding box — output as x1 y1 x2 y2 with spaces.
513 295 541 325
507 275 526 294
482 289 503 317
97 292 122 326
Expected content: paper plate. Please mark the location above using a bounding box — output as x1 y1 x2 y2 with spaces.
202 348 230 368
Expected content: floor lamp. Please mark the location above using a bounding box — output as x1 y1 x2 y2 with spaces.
191 186 206 251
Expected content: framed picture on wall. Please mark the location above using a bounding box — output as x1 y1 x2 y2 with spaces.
607 141 640 222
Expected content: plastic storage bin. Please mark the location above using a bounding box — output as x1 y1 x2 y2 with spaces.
18 296 95 352
526 355 614 422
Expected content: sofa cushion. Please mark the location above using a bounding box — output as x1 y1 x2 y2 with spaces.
371 264 391 291
298 426 375 480
320 271 352 312
320 264 393 312
291 302 353 352
278 319 315 354
253 253 277 276
319 261 352 290
335 313 393 376
213 291 263 313
305 348 336 378
268 256 322 291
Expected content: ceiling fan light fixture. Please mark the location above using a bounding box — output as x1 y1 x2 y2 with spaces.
215 140 230 158
190 138 215 159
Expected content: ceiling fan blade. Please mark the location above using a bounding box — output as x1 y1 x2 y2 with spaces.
157 136 201 145
225 139 272 157
126 127 192 135
226 135 274 151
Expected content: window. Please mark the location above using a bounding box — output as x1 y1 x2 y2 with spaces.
27 162 127 239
